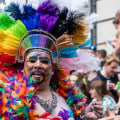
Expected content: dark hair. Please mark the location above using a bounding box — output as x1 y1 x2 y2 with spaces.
71 72 91 98
97 49 107 58
90 80 111 98
113 19 119 25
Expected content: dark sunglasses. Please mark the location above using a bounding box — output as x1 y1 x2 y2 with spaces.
113 19 119 25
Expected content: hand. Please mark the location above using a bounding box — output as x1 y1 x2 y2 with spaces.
107 83 116 90
118 89 120 96
85 100 103 119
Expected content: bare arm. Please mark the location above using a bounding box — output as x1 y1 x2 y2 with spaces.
113 28 120 55
118 73 120 81
98 109 115 120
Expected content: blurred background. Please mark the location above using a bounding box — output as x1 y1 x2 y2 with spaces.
90 0 120 54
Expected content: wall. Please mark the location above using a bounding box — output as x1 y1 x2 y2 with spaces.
96 0 120 54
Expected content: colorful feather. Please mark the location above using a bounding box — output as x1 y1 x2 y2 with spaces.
21 5 40 30
52 0 89 14
51 7 68 38
0 12 15 30
8 3 40 30
73 50 100 72
9 20 27 39
7 3 22 20
37 0 59 32
67 12 88 44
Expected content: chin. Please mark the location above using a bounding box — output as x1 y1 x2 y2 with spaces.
31 77 44 85
110 73 114 76
91 96 95 99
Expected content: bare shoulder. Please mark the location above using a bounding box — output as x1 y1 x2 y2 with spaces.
118 73 120 81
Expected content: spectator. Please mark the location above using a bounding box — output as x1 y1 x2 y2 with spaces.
113 10 120 57
88 45 97 56
69 72 90 98
74 72 92 104
96 49 107 70
113 9 120 30
91 55 120 102
89 80 117 119
115 85 120 119
69 71 79 86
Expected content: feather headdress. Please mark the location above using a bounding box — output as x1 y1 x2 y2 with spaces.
0 0 90 69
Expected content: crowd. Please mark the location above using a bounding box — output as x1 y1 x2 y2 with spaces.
0 0 120 120
67 8 120 120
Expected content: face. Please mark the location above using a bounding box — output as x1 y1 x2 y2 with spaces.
114 14 120 29
96 52 101 59
69 75 78 85
88 49 96 56
23 51 53 85
89 88 99 99
105 61 119 76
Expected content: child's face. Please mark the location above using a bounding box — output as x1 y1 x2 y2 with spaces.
69 75 78 86
89 88 99 99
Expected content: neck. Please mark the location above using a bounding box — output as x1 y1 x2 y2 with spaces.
96 96 103 101
100 58 105 62
101 69 111 77
34 77 51 91
35 81 51 92
36 87 52 100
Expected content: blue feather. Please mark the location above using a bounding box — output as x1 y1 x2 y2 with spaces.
22 13 40 30
7 3 40 30
21 5 40 30
8 3 21 20
79 39 91 48
53 47 77 58
22 5 36 19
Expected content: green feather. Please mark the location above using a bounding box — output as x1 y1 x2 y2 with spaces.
67 98 73 106
0 12 15 30
9 20 27 39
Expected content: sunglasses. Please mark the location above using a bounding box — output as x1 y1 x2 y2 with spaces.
26 53 51 64
113 19 119 25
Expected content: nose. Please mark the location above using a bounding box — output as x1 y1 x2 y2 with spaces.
89 89 92 94
34 59 42 68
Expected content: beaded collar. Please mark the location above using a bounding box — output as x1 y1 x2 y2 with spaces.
36 92 57 113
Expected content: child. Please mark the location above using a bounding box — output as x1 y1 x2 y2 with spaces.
89 80 117 119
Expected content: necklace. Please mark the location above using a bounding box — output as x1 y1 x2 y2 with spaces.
36 92 57 113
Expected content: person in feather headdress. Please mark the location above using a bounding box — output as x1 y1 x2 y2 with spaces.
0 0 103 119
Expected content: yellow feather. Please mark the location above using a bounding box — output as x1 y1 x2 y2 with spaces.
72 21 88 45
0 30 21 56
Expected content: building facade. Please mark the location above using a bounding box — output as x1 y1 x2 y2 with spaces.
91 0 120 54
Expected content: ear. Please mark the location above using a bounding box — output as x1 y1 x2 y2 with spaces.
104 62 107 67
52 64 56 75
52 71 54 76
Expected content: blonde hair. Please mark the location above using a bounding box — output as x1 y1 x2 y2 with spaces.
105 55 120 65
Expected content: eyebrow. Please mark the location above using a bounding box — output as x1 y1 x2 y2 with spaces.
27 55 50 61
39 56 49 59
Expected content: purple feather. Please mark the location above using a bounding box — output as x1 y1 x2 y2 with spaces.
58 109 70 120
37 0 60 32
